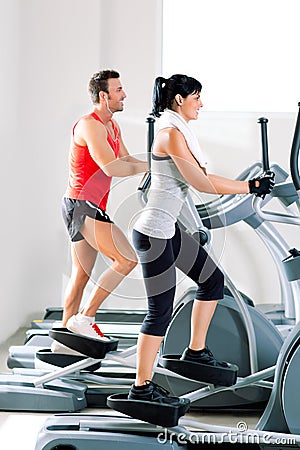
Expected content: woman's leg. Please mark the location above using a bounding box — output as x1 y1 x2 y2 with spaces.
189 299 217 350
135 333 163 385
129 230 190 405
174 228 224 351
132 230 178 386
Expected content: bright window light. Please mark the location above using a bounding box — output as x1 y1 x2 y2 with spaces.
163 0 299 112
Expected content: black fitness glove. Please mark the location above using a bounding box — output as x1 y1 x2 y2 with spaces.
248 171 275 197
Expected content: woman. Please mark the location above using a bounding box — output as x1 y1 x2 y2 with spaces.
128 74 274 404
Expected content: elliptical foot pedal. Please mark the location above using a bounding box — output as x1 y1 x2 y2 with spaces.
36 349 101 371
49 328 118 359
160 354 238 387
107 393 190 427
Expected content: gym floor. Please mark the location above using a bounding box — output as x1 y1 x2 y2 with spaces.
0 328 261 450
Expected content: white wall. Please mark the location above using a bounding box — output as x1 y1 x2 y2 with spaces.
0 0 103 342
163 0 300 113
1 0 22 343
0 0 163 343
0 0 299 344
17 0 103 327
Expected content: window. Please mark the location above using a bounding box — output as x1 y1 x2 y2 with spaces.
163 0 299 112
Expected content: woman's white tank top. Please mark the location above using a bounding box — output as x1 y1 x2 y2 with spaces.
133 154 189 239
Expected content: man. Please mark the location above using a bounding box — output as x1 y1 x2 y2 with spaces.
53 70 148 351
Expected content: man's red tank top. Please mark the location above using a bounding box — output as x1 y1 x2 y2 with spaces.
66 112 120 211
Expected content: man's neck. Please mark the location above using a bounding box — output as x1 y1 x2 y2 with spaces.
93 105 113 125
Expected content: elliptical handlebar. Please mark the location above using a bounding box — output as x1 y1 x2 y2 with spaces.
138 115 155 192
258 117 270 173
253 103 300 225
146 115 155 170
290 102 300 192
259 103 300 193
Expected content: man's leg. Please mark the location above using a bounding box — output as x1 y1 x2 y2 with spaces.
62 239 97 327
78 217 137 317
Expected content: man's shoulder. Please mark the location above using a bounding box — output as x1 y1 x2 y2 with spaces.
73 114 106 144
80 113 96 123
78 113 105 130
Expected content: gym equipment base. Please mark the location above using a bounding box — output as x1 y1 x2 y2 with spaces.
36 348 101 372
49 328 118 358
43 306 147 322
107 393 190 427
35 414 179 450
0 375 87 412
0 330 119 412
160 354 238 386
34 349 135 408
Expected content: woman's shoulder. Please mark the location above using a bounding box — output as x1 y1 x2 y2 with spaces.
157 127 186 148
153 127 187 158
157 126 184 141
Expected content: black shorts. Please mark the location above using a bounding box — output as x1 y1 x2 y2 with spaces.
62 198 113 242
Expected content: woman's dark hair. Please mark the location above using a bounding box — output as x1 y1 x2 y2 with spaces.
88 69 120 104
152 74 202 117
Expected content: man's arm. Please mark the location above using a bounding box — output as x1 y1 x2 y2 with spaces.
80 118 148 177
116 123 148 164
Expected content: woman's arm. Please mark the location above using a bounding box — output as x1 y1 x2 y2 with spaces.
206 173 250 194
156 128 249 195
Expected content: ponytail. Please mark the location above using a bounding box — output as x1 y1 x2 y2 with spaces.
152 77 167 117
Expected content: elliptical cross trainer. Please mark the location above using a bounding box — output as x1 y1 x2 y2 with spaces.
35 103 300 449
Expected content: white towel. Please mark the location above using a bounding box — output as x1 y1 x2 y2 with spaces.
158 109 206 167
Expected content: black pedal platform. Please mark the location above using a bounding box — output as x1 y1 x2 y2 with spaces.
107 393 190 427
160 354 238 387
49 328 118 359
36 348 101 372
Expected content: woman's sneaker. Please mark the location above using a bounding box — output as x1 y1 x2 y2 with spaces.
66 314 110 341
128 380 188 406
180 347 229 367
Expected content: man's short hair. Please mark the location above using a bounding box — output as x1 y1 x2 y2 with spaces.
88 70 120 104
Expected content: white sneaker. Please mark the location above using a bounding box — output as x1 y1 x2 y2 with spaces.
66 314 110 341
50 340 84 355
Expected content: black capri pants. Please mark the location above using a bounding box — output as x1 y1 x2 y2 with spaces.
132 223 224 337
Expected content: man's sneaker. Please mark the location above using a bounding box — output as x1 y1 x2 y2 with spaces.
50 340 84 355
180 347 229 367
66 314 110 341
128 380 188 406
